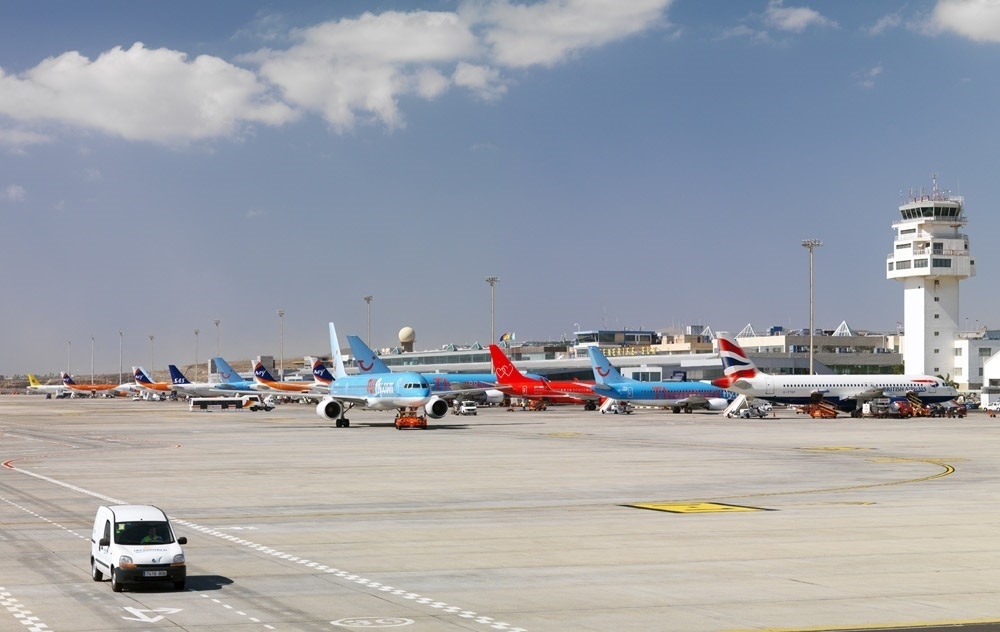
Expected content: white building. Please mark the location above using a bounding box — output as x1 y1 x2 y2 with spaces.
887 179 975 382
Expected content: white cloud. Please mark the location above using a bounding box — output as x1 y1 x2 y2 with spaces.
252 10 482 131
927 0 1000 42
453 62 507 100
853 63 883 88
0 2 673 141
865 12 903 36
475 0 673 68
0 43 296 144
3 184 27 202
0 127 51 152
764 0 837 33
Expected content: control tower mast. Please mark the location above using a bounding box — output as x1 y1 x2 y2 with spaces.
887 176 974 375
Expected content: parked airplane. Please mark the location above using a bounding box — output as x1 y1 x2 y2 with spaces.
315 322 450 427
252 361 323 394
306 356 335 389
209 357 258 392
587 346 731 413
27 374 68 396
61 372 126 396
133 367 175 394
488 345 601 409
168 365 227 398
711 335 959 415
347 336 503 403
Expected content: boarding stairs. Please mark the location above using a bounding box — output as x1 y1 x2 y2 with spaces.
723 394 748 418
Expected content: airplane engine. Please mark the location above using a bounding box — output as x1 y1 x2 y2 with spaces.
425 397 449 419
316 398 344 420
484 389 505 405
708 398 731 411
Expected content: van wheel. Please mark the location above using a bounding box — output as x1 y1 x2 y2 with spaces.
111 568 123 592
91 558 103 581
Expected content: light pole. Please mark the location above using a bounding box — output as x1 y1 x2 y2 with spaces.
214 319 221 356
485 276 499 343
67 339 71 376
118 330 123 386
149 335 155 377
363 296 373 346
90 335 95 386
194 329 200 381
801 239 823 375
276 310 285 380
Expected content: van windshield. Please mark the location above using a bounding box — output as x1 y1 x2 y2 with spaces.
115 521 173 545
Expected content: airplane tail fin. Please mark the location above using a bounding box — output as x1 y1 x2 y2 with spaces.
307 356 335 385
168 365 190 385
253 361 277 383
133 366 155 385
347 335 391 374
212 357 241 384
62 372 76 385
28 374 41 387
489 344 527 384
329 322 348 379
587 346 630 385
712 335 760 388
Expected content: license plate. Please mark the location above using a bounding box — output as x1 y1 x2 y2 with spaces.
143 570 168 577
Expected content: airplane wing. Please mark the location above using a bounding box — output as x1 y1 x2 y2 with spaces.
839 387 886 401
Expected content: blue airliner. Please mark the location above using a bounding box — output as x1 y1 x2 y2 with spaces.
346 335 502 400
315 323 450 427
209 357 258 392
587 346 734 413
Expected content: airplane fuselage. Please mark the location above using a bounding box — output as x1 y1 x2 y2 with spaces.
722 374 956 411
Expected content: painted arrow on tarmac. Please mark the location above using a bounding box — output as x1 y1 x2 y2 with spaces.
122 607 182 622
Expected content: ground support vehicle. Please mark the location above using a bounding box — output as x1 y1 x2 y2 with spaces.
395 407 427 429
91 505 187 592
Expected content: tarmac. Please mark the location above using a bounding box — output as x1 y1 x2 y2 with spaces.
1 396 999 632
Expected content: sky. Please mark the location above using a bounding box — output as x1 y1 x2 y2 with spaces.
2 0 1000 377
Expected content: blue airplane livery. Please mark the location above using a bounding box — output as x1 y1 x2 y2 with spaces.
345 335 501 398
316 322 450 427
210 357 258 392
587 346 733 413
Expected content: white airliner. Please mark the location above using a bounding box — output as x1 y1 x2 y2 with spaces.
711 335 958 415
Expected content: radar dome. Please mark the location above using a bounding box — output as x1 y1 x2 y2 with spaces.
398 327 416 343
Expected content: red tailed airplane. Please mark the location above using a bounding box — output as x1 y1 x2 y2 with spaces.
489 345 601 410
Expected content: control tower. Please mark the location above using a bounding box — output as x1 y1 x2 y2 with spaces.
887 177 974 374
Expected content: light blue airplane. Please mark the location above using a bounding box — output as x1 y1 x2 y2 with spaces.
316 322 450 427
209 357 258 393
586 346 734 413
346 335 503 399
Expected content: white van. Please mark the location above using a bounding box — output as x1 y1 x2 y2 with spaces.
90 504 187 592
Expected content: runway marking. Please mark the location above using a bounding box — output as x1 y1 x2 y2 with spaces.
2 462 528 632
628 502 768 513
0 587 52 632
726 618 1000 631
800 446 873 451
